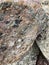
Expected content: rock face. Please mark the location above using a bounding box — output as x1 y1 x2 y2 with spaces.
0 0 49 65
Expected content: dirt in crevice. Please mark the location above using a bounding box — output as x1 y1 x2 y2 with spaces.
36 51 49 65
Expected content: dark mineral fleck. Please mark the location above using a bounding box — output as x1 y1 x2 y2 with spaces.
5 21 10 24
0 32 3 36
0 15 4 21
36 34 42 41
0 45 7 52
15 19 22 24
12 19 22 28
1 2 12 9
42 1 49 5
12 24 19 28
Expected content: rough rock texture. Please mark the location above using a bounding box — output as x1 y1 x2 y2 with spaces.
36 14 49 61
0 0 49 65
0 2 40 65
6 43 39 65
40 0 49 14
36 0 49 63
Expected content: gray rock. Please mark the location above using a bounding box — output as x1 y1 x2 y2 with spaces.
0 1 48 65
36 14 49 61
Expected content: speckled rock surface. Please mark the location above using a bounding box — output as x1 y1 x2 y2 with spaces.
40 0 49 14
0 2 40 65
36 14 49 61
0 0 48 65
5 43 39 65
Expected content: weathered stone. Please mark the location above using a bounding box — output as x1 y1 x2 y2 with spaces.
40 0 49 14
36 14 49 61
0 0 48 65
